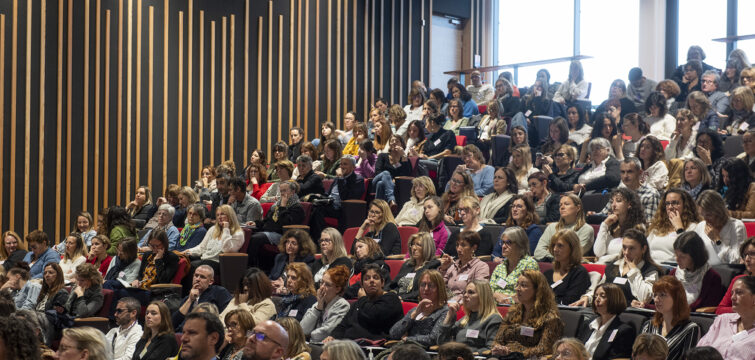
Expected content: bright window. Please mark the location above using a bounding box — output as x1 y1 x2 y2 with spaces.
678 0 727 71
736 0 755 63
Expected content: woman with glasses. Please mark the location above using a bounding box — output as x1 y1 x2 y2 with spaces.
694 190 746 264
543 144 579 194
175 204 208 252
310 228 353 286
385 232 440 301
534 193 594 261
479 167 517 225
439 230 490 301
355 200 401 256
389 270 449 347
698 276 755 359
441 170 476 225
443 99 469 136
721 86 755 135
641 276 701 360
491 270 564 359
579 112 619 165
573 137 621 194
444 196 494 257
267 142 290 182
717 237 755 314
218 309 254 360
648 189 700 264
616 113 650 161
247 163 273 200
496 196 543 259
668 232 725 311
489 227 539 304
438 280 503 354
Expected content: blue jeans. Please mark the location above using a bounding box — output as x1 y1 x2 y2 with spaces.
374 170 395 202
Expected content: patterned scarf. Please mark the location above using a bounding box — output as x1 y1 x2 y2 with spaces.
179 223 202 246
272 193 300 222
140 253 159 289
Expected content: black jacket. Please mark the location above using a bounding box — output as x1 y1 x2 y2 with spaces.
540 193 561 224
365 223 401 256
137 250 180 286
374 153 412 178
331 172 365 203
2 249 28 271
260 203 306 233
297 170 325 198
575 157 621 192
544 264 591 305
384 259 441 301
443 227 494 257
132 333 179 360
576 316 636 360
289 140 303 162
548 168 580 194
65 284 104 318
331 292 404 340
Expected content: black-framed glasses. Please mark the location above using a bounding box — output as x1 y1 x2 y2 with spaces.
114 308 127 314
555 152 567 158
247 331 283 347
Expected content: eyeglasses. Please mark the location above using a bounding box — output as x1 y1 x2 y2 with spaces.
226 321 239 329
114 308 127 314
501 240 513 246
247 331 283 347
744 252 755 259
458 207 473 213
554 349 574 358
450 178 464 185
368 209 381 215
555 152 567 158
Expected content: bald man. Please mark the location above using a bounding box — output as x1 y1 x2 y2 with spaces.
236 320 289 360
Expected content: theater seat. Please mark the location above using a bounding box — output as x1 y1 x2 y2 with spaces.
402 301 418 315
97 289 115 317
219 253 249 293
745 222 755 237
385 259 404 280
343 227 359 254
73 317 110 333
558 308 584 338
397 226 419 254
619 311 650 336
172 257 190 284
583 263 606 276
456 135 467 147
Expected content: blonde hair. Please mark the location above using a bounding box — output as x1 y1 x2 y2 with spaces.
277 317 311 359
212 205 242 239
406 232 436 265
320 227 348 264
64 233 89 261
504 270 558 328
509 144 533 185
0 231 26 260
369 199 397 232
61 327 112 360
411 176 436 202
556 193 586 230
460 280 501 327
552 338 589 360
180 186 199 204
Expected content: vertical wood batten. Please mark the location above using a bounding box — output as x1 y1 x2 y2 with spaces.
0 14 5 232
229 14 235 162
296 0 301 130
277 15 282 141
256 17 261 153
117 0 124 206
9 0 17 233
187 0 193 185
82 0 90 217
210 20 215 166
314 0 319 136
198 10 204 175
148 6 154 191
162 0 168 187
104 9 111 217
135 0 142 193
326 0 331 126
303 2 308 137
288 0 293 133
243 0 249 164
221 17 226 162
65 0 72 235
177 10 183 186
93 0 99 221
24 0 33 234
266 2 272 158
335 0 340 129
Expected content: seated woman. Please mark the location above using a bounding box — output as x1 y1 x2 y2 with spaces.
137 204 180 251
64 263 104 318
491 270 564 359
543 229 591 305
641 276 701 360
301 265 351 342
579 112 619 164
315 122 337 151
371 114 392 154
648 189 700 264
534 193 594 261
666 109 698 160
543 144 579 194
389 270 449 347
638 136 669 191
267 141 290 181
342 123 368 157
576 283 636 360
1 265 31 308
680 158 712 200
60 233 89 284
552 339 589 360
574 137 621 194
270 229 317 289
219 268 276 326
441 170 476 226
354 140 377 178
578 229 663 307
175 204 209 252
527 172 560 224
417 196 451 255
183 204 244 272
394 176 435 227
247 181 306 271
616 113 650 161
195 165 217 201
260 160 296 203
404 120 427 157
345 237 388 299
310 228 353 286
445 144 494 197
489 227 539 304
325 263 404 341
276 262 317 321
0 231 27 271
553 60 589 104
277 317 312 360
476 99 506 147
247 163 273 200
593 188 646 261
717 237 755 314
373 135 413 207
669 232 725 310
103 238 142 290
104 206 137 256
172 186 197 226
403 88 426 124
314 139 344 179
85 235 112 277
439 230 490 301
418 114 456 172
218 309 255 360
495 195 543 259
23 263 68 312
450 83 480 118
444 196 494 256
443 99 469 135
566 104 592 146
388 104 408 137
698 276 755 358
479 167 517 224
694 190 746 264
126 186 155 225
721 86 755 135
508 145 538 191
632 333 670 360
133 301 179 360
538 117 570 157
385 232 440 301
355 199 401 256
55 212 98 253
694 129 726 188
439 280 503 354
643 91 676 140
721 158 755 219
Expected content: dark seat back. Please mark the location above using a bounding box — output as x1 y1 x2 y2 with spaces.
438 156 464 192
619 311 651 336
690 314 716 336
581 192 610 213
723 135 743 158
712 263 746 293
559 308 584 338
491 135 511 167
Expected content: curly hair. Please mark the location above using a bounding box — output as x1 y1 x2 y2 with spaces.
637 136 666 170
590 111 618 139
721 158 754 211
693 129 724 162
0 316 41 359
503 270 558 329
648 189 700 236
607 187 646 238
504 194 539 228
105 206 136 236
278 229 317 257
285 262 317 297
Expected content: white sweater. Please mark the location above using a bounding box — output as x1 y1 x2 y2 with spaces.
694 218 746 265
649 223 697 264
187 226 244 262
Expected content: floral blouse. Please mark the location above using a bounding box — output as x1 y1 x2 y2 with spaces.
489 255 539 297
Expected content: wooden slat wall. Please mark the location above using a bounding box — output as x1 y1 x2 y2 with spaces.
0 0 431 240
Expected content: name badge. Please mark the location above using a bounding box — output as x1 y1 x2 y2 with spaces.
119 271 126 279
406 273 416 279
466 329 480 338
415 312 425 321
613 277 628 285
520 326 535 337
434 139 441 146
496 279 508 289
458 274 469 281
525 110 532 117
608 329 618 343
733 330 749 342
288 309 298 317
551 280 563 288
740 122 750 131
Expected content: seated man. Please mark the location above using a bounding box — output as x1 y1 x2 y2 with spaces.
106 297 144 360
172 265 232 332
205 175 231 227
179 312 226 360
309 156 365 240
627 67 657 110
296 155 325 200
701 70 730 116
591 157 660 223
228 177 263 225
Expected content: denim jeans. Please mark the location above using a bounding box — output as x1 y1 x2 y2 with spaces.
373 170 395 202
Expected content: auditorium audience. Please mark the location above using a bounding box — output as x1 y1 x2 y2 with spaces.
579 112 619 164
316 139 345 178
593 188 646 261
419 114 456 172
311 228 353 285
275 263 317 321
566 104 592 146
441 170 476 226
23 229 61 279
64 263 104 318
669 231 725 310
698 275 755 359
248 181 306 270
538 117 570 157
336 112 357 145
343 123 368 157
543 144 579 194
346 237 388 299
439 230 490 300
55 212 97 254
247 163 273 200
355 140 377 177
446 196 494 256
478 167 517 224
616 113 650 161
417 196 451 254
574 137 621 193
184 204 243 273
576 283 635 360
527 171 560 224
543 229 591 305
717 237 755 314
86 235 112 277
491 270 564 359
679 157 712 200
509 144 537 191
405 120 427 157
450 144 494 196
641 276 701 360
373 135 413 206
137 204 180 251
648 189 700 264
694 190 746 264
172 265 232 331
355 199 401 256
439 280 502 354
219 268 276 326
104 206 137 256
489 227 539 304
0 230 27 271
28 262 68 312
388 104 409 137
269 229 316 285
103 238 142 292
133 301 179 360
637 136 669 191
176 204 209 252
309 156 365 240
59 233 89 284
389 270 449 347
295 155 325 200
394 176 435 227
534 193 594 260
404 88 426 124
218 309 254 360
721 86 755 135
450 83 480 118
301 265 351 342
126 186 155 225
720 158 755 219
385 232 440 301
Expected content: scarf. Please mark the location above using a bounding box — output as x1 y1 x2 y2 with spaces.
675 262 710 305
272 193 300 222
682 182 704 200
179 223 202 246
479 191 514 224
